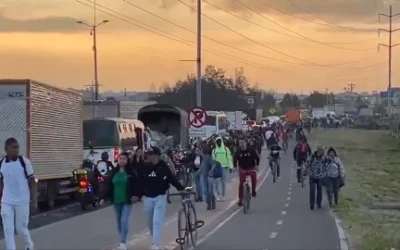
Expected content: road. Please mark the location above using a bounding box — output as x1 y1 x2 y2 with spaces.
0 143 343 250
196 144 342 250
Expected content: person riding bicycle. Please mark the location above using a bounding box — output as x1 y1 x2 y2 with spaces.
268 143 282 179
295 126 305 142
293 136 312 183
266 129 279 149
281 129 289 148
233 138 260 206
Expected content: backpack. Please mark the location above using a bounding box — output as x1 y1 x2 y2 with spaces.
0 156 29 179
299 142 307 153
210 161 223 179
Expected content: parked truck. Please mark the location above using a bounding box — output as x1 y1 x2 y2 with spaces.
0 79 83 208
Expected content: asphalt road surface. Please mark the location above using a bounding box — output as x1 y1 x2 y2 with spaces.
196 145 342 250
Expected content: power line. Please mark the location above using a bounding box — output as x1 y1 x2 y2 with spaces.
378 5 400 111
77 0 387 83
233 0 375 51
123 0 379 68
77 0 284 73
283 0 362 31
178 0 378 67
254 0 376 45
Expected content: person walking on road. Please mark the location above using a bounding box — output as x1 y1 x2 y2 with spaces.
293 137 312 183
212 137 233 202
137 147 184 250
191 147 203 202
325 147 345 207
200 146 216 210
306 146 328 210
100 152 140 250
0 138 35 250
233 139 260 206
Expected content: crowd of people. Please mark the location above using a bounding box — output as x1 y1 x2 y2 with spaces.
0 120 346 250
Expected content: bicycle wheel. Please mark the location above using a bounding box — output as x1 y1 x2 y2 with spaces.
243 183 251 214
272 162 277 183
188 202 198 247
177 207 189 250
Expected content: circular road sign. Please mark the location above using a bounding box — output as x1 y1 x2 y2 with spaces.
269 108 276 114
188 107 207 128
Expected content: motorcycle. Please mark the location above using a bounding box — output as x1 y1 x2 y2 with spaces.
73 168 98 211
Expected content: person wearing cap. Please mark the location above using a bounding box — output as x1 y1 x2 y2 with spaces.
305 146 328 210
212 137 233 201
136 147 184 250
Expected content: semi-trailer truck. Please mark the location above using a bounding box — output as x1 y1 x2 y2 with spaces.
0 79 83 208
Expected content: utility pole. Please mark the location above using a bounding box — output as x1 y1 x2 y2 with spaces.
348 83 355 93
379 5 400 113
196 0 202 107
77 0 109 100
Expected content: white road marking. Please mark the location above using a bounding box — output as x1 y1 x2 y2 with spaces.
277 220 283 225
284 203 289 207
287 197 291 200
269 232 278 239
281 211 287 215
288 191 291 195
289 187 292 190
193 167 272 248
330 210 349 250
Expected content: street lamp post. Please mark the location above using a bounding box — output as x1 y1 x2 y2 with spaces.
77 20 109 100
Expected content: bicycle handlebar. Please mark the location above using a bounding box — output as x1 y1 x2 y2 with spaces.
168 191 197 198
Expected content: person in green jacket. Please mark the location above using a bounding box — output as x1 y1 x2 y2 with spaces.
212 137 233 201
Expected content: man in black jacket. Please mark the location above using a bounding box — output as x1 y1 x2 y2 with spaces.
137 147 184 250
293 136 312 183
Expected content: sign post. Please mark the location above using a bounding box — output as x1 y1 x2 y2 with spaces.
188 107 207 128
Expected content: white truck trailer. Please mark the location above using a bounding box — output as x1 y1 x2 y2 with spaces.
0 79 83 208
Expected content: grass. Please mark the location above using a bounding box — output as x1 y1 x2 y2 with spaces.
309 128 400 250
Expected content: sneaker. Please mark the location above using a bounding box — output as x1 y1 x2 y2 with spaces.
151 244 157 250
119 243 127 250
252 191 257 198
221 196 226 201
216 196 221 201
238 201 243 206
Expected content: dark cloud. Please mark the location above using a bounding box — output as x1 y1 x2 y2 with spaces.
0 14 86 33
151 0 394 23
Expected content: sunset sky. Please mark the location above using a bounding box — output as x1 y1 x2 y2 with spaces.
0 0 399 93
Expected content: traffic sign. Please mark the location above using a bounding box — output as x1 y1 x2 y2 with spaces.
188 107 207 128
269 108 276 114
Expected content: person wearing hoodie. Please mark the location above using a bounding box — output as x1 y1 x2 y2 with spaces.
306 146 327 210
212 137 233 201
136 147 184 250
325 147 345 207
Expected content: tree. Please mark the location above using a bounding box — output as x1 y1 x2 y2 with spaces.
280 93 301 110
152 65 274 111
305 91 335 108
355 96 369 109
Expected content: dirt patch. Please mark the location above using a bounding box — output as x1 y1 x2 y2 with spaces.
309 129 400 250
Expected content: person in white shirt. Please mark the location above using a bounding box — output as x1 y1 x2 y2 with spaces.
0 138 36 250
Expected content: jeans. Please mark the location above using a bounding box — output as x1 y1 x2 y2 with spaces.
325 177 340 205
144 195 167 246
214 168 230 197
193 170 202 200
309 178 323 207
1 203 33 250
238 169 257 201
113 203 132 244
206 177 217 206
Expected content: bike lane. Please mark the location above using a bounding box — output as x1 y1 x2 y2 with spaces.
0 152 270 250
195 147 342 250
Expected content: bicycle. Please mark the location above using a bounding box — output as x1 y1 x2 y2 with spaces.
268 156 278 183
300 162 306 188
282 140 288 154
242 173 253 214
170 187 204 250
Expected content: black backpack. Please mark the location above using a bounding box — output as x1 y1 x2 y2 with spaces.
0 156 29 179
